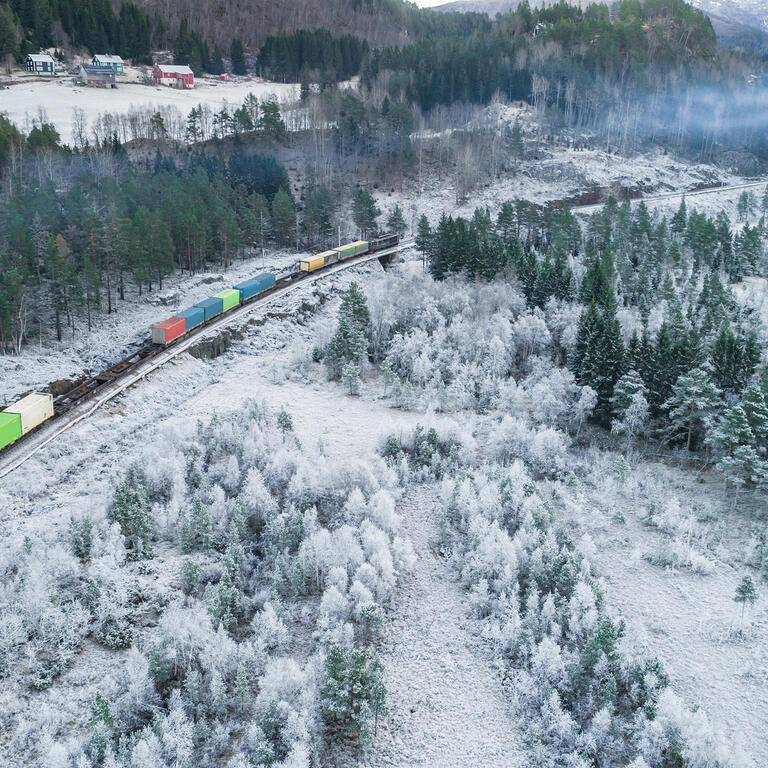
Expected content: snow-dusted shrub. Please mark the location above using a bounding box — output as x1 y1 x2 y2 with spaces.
440 463 737 766
490 416 570 478
4 402 412 766
643 538 716 575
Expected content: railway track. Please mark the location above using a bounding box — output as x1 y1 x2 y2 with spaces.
572 178 766 212
0 242 414 479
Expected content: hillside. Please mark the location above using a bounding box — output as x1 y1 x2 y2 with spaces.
128 0 426 52
434 0 768 51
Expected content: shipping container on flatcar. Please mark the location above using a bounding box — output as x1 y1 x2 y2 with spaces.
0 412 22 451
300 254 326 272
195 296 224 321
234 273 276 301
214 289 240 313
176 306 205 331
335 240 369 260
3 392 54 435
152 317 186 345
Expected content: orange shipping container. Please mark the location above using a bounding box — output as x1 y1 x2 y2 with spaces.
152 317 186 345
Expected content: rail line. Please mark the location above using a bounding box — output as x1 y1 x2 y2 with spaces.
0 242 414 479
572 179 766 212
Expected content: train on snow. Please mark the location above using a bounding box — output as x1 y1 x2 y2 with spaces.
0 234 400 453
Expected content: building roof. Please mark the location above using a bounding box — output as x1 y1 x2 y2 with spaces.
81 65 115 75
155 64 194 76
27 53 55 63
94 54 124 64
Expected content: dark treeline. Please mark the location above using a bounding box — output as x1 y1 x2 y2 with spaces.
417 190 768 449
172 18 226 76
1 0 152 62
0 115 307 347
259 29 369 83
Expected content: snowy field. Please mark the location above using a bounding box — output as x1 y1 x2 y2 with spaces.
0 72 299 145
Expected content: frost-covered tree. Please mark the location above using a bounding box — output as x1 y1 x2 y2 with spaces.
277 408 294 440
342 360 361 395
108 471 152 559
734 575 758 622
663 368 721 451
386 204 406 237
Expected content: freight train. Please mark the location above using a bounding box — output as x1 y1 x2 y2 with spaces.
0 234 400 453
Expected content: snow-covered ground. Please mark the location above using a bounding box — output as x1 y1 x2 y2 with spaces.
358 484 526 768
563 459 768 764
0 248 303 403
0 70 299 145
2 257 766 765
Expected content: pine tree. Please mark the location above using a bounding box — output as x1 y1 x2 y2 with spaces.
352 188 381 238
663 368 721 451
231 37 246 75
386 204 406 237
271 189 296 247
321 644 387 743
734 575 758 622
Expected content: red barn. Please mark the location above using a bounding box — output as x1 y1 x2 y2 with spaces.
153 64 194 88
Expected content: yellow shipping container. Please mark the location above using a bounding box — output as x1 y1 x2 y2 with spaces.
300 254 326 272
4 392 54 434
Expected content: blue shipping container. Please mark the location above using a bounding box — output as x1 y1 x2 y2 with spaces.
176 306 205 330
195 296 224 321
235 273 276 301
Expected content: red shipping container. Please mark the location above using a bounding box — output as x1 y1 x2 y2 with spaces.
152 317 186 345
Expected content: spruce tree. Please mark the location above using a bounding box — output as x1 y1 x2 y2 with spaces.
611 370 646 422
710 405 755 457
742 385 768 450
271 189 296 247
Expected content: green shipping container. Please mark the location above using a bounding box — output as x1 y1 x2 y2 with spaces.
214 289 240 313
0 412 22 451
335 240 369 259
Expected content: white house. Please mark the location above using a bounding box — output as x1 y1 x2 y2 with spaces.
26 53 57 75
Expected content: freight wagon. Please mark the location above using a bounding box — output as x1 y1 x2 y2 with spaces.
195 296 225 321
0 392 54 450
235 273 276 300
152 317 186 345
